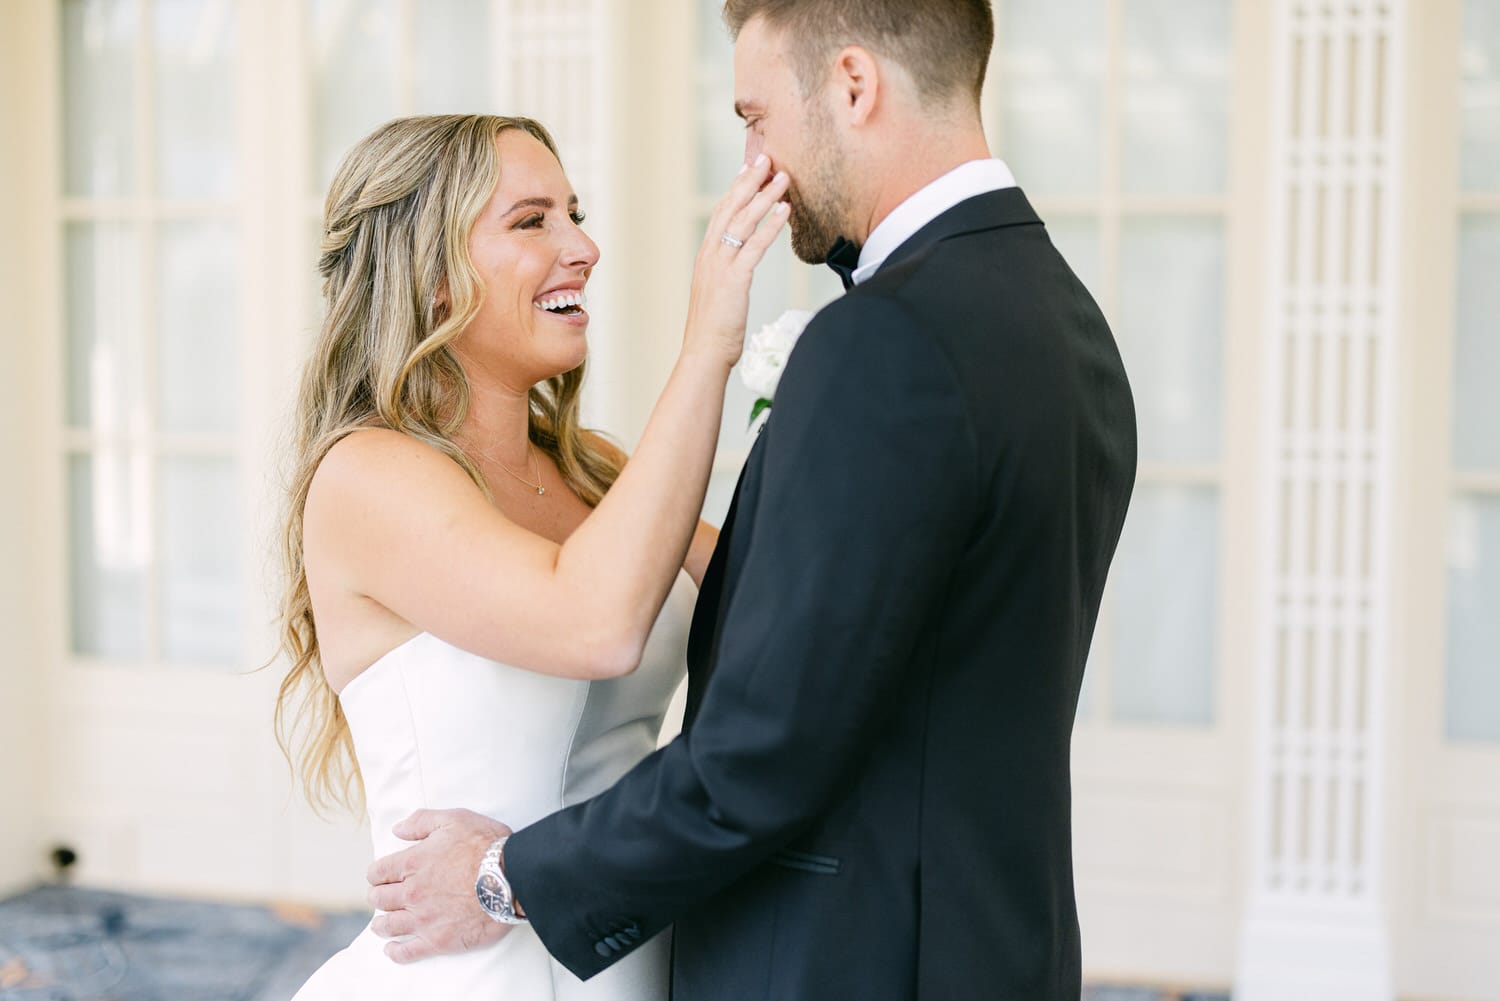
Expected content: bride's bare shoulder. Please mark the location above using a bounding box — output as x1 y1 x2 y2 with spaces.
316 427 462 478
310 429 474 507
303 429 495 568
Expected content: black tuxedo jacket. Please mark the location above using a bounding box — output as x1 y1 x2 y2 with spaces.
507 188 1138 1001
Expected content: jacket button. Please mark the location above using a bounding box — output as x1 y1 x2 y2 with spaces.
594 940 612 958
604 934 622 951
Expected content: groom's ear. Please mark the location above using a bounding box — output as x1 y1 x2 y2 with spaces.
831 45 880 127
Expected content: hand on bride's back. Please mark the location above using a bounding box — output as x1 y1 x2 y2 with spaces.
683 155 791 368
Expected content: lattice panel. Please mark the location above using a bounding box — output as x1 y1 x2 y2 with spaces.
1252 0 1401 906
498 0 610 203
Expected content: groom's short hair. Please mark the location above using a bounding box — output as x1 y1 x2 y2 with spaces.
722 0 994 108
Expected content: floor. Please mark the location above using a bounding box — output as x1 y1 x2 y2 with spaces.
0 884 1231 1000
0 885 367 1000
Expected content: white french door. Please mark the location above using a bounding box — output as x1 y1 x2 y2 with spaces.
13 0 621 905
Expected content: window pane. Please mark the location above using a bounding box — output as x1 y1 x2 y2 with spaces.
161 457 241 666
414 0 492 113
62 0 137 197
69 452 150 659
1119 217 1225 465
153 0 238 199
997 0 1106 197
1122 0 1232 196
1111 484 1219 725
66 223 148 433
309 0 401 192
1045 216 1103 303
1461 0 1500 193
697 0 741 196
159 222 239 433
1454 214 1500 470
1446 493 1500 742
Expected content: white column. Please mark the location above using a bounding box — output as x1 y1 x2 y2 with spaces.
0 0 50 894
1236 2 1405 999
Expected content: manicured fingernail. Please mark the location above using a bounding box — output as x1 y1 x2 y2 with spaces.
774 171 788 183
754 153 769 167
738 162 748 175
775 202 789 213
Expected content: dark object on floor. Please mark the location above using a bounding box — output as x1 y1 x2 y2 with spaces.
0 883 368 1000
49 847 77 880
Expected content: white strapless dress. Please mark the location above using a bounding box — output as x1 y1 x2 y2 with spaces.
291 571 695 1001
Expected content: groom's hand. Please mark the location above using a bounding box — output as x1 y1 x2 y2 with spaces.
366 808 513 963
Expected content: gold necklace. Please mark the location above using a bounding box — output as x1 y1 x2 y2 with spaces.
478 440 547 496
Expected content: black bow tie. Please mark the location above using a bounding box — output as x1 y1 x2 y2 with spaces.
824 237 860 291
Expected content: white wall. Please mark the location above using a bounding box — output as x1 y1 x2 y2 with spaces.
0 4 45 896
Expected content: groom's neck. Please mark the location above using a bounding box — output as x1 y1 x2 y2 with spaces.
849 120 991 247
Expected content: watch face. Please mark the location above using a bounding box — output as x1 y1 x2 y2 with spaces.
477 873 505 913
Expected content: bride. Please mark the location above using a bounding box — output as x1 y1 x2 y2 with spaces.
275 113 789 999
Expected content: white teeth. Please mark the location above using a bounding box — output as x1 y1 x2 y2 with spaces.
533 291 588 312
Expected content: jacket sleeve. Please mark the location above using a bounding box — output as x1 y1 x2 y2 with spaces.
504 294 980 979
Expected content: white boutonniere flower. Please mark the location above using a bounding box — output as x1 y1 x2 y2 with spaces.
741 309 814 429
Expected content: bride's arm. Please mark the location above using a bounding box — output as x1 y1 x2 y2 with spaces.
305 161 786 681
684 521 720 589
587 432 720 589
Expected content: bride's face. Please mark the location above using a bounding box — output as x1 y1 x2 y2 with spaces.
454 130 599 388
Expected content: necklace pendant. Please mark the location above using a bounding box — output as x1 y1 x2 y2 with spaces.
537 486 546 496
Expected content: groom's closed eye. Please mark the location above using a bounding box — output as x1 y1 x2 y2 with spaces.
733 99 764 124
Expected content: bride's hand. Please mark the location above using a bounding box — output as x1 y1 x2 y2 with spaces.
683 154 791 369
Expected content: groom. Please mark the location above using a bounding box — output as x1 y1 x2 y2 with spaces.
367 1 1136 997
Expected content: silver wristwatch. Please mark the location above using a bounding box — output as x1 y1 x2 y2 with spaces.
475 835 528 925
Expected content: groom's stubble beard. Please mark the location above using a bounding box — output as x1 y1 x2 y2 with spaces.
785 98 853 264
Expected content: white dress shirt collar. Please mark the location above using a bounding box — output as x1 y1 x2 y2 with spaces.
851 158 1017 286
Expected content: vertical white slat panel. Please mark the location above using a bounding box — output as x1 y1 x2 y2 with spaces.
1340 2 1379 902
1310 4 1351 898
500 0 620 432
1237 1 1404 998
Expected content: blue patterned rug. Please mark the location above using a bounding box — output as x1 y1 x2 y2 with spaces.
0 884 1229 1000
1085 988 1229 1001
0 885 368 1000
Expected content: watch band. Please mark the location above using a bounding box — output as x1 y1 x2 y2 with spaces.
476 834 528 925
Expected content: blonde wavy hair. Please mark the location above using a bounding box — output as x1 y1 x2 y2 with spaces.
274 114 622 814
